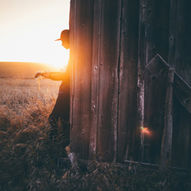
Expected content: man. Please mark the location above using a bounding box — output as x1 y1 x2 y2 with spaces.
35 30 70 146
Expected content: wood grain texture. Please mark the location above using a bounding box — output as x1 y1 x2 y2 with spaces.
117 0 139 162
95 0 121 162
70 0 94 159
69 0 191 168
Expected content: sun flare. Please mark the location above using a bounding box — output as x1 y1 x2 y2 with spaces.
40 42 70 71
0 0 70 70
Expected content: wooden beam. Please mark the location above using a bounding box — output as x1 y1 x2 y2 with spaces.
160 0 177 168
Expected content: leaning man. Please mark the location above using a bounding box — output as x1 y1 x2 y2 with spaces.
35 30 70 147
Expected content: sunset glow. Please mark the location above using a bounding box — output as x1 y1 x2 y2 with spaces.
0 0 70 70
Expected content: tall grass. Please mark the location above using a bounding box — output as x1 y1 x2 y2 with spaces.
0 78 190 191
0 78 61 191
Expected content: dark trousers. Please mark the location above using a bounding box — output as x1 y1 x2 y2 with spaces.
49 81 70 146
48 114 70 146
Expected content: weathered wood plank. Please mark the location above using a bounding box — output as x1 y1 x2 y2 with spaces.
89 0 103 160
171 0 191 169
174 0 191 85
137 0 147 161
172 96 191 168
139 0 170 163
145 55 168 163
96 0 121 162
146 54 191 114
161 68 175 167
160 0 177 167
174 74 191 114
117 0 139 162
70 0 94 159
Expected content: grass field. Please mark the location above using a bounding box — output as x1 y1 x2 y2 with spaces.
0 62 58 79
0 78 62 191
0 66 191 191
0 78 60 131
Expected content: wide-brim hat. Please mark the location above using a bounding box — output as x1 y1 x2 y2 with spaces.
55 29 70 42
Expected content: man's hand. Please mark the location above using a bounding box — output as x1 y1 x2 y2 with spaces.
34 72 49 79
34 72 42 78
34 72 66 81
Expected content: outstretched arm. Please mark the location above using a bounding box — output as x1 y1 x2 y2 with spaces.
35 72 69 81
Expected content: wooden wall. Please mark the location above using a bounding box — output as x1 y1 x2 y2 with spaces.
69 0 191 168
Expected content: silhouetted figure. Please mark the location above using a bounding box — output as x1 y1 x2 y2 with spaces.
35 30 70 146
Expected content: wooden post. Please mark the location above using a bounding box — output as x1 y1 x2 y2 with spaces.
160 0 177 167
161 68 175 167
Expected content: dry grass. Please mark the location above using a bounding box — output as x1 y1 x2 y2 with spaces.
0 78 61 191
0 78 59 142
0 62 57 79
0 78 191 191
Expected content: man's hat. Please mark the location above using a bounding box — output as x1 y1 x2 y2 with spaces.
55 29 70 42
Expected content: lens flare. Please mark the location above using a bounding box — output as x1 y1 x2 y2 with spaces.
140 126 151 135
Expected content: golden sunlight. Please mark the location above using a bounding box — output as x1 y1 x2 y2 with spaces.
0 0 70 70
38 40 70 71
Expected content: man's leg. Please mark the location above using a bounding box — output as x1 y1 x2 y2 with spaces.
48 113 59 142
61 118 70 147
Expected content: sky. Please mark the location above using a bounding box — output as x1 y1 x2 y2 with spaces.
0 0 70 70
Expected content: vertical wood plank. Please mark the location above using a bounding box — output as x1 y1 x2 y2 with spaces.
171 0 191 168
172 96 191 168
137 0 149 161
96 0 121 162
117 0 139 161
160 0 177 167
161 68 174 167
138 0 170 163
70 0 94 159
143 0 170 163
174 0 191 84
89 0 102 159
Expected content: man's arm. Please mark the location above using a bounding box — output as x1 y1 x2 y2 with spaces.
35 72 68 81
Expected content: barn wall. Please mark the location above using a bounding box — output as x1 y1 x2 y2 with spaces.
70 0 139 162
69 0 191 167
